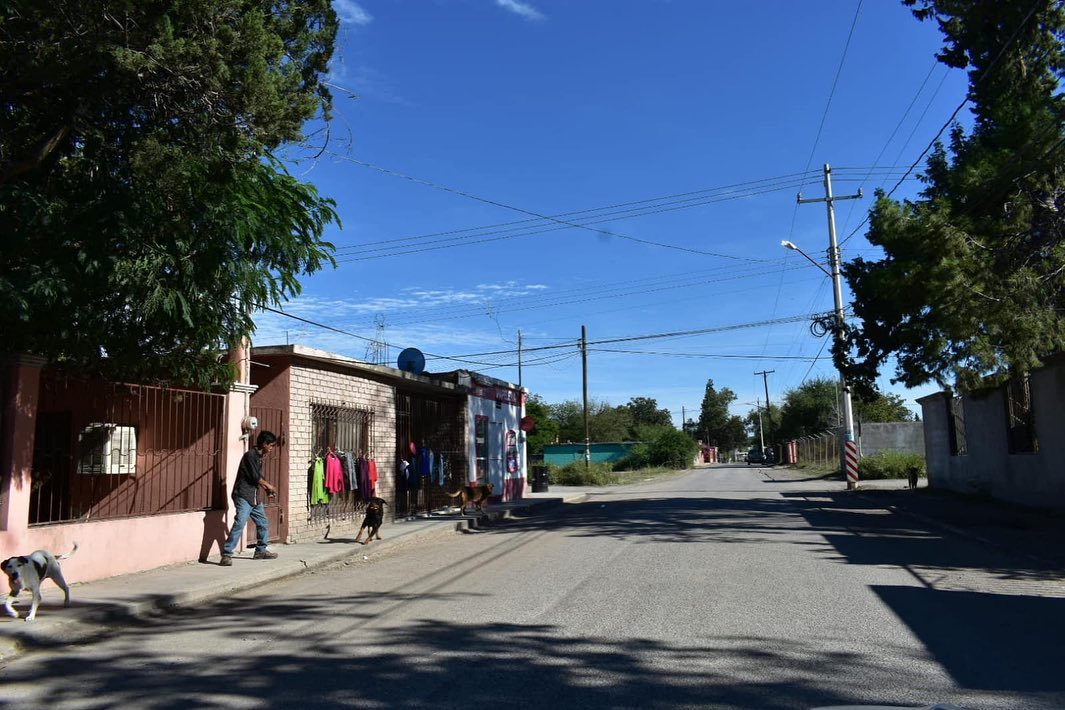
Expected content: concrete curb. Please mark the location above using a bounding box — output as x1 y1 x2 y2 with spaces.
0 493 586 661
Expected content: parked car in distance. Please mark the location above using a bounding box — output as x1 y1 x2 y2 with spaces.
747 448 766 465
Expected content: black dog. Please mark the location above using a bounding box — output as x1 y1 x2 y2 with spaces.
354 497 388 544
907 466 920 490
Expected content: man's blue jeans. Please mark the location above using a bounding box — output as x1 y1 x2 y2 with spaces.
222 497 269 555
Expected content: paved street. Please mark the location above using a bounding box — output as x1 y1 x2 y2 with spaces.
1 465 1063 709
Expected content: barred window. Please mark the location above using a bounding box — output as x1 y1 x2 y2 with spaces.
947 396 967 456
310 403 374 457
1004 376 1037 454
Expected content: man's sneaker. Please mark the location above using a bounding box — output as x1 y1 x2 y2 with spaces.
253 550 278 560
219 555 233 567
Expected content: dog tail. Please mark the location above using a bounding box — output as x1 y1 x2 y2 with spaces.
56 542 78 560
443 489 462 499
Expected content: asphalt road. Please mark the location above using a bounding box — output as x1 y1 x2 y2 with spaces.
1 464 1062 709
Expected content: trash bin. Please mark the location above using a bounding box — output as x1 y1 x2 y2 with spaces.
531 465 549 493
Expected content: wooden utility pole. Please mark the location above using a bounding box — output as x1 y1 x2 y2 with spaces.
754 370 774 439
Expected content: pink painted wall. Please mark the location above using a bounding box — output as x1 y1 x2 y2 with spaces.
0 509 227 583
0 350 249 583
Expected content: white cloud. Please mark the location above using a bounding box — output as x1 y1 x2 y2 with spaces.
494 0 545 22
334 0 372 26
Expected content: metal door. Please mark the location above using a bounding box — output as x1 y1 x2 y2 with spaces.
247 406 286 546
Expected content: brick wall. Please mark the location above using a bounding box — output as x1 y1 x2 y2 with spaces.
285 365 397 542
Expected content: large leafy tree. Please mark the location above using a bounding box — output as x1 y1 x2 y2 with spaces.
623 396 673 428
841 0 1065 392
695 378 747 451
777 377 915 441
522 394 559 456
0 1 340 386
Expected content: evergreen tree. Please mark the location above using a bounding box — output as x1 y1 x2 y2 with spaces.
841 0 1065 392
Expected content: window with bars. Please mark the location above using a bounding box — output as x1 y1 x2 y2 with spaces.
1004 376 1037 454
947 396 967 456
310 403 374 458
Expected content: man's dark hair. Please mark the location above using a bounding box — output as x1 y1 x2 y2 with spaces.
256 431 277 448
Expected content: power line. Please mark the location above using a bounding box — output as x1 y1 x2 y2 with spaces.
800 0 864 182
333 171 821 254
327 152 806 261
883 0 1046 200
589 347 829 362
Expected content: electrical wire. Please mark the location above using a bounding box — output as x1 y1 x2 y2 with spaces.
800 0 864 184
882 0 1046 200
326 151 787 261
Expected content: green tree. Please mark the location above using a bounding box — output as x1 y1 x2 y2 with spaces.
648 428 699 469
777 377 916 440
854 391 915 423
1 1 340 386
623 396 673 429
778 378 842 441
743 402 781 448
588 402 632 442
549 398 631 443
695 378 746 451
841 0 1065 393
549 400 585 443
523 394 559 456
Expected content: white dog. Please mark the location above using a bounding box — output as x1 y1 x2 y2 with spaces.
2 542 78 621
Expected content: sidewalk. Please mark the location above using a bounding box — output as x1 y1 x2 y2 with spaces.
0 487 592 661
761 468 1065 570
853 478 1065 570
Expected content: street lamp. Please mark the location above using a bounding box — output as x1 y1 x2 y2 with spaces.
782 236 857 489
781 240 831 277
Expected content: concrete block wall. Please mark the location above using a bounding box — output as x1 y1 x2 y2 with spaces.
857 422 925 459
285 365 397 542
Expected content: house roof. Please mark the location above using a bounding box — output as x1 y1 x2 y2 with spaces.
251 344 464 397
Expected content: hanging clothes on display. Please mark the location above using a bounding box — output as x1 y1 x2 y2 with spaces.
325 450 345 495
310 456 330 505
435 453 447 486
367 458 378 496
343 451 359 492
357 456 371 502
418 446 431 482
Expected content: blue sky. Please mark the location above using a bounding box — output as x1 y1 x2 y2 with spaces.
255 0 971 427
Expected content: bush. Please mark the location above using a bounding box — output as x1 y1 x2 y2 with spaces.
648 429 698 470
548 461 617 486
858 450 925 480
613 443 651 471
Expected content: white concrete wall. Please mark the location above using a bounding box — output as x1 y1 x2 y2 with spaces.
466 394 526 500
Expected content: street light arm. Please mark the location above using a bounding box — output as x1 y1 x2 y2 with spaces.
781 240 831 277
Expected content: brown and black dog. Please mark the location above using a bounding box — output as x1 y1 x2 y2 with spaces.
444 483 494 514
354 497 388 544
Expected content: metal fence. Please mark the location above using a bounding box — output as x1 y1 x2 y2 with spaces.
395 390 467 518
30 371 225 525
794 431 839 468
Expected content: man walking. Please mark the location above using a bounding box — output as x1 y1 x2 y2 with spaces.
220 431 279 566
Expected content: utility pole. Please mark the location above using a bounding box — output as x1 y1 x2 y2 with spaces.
581 325 590 469
756 398 765 450
681 406 686 434
754 369 774 441
798 163 862 489
517 329 523 390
